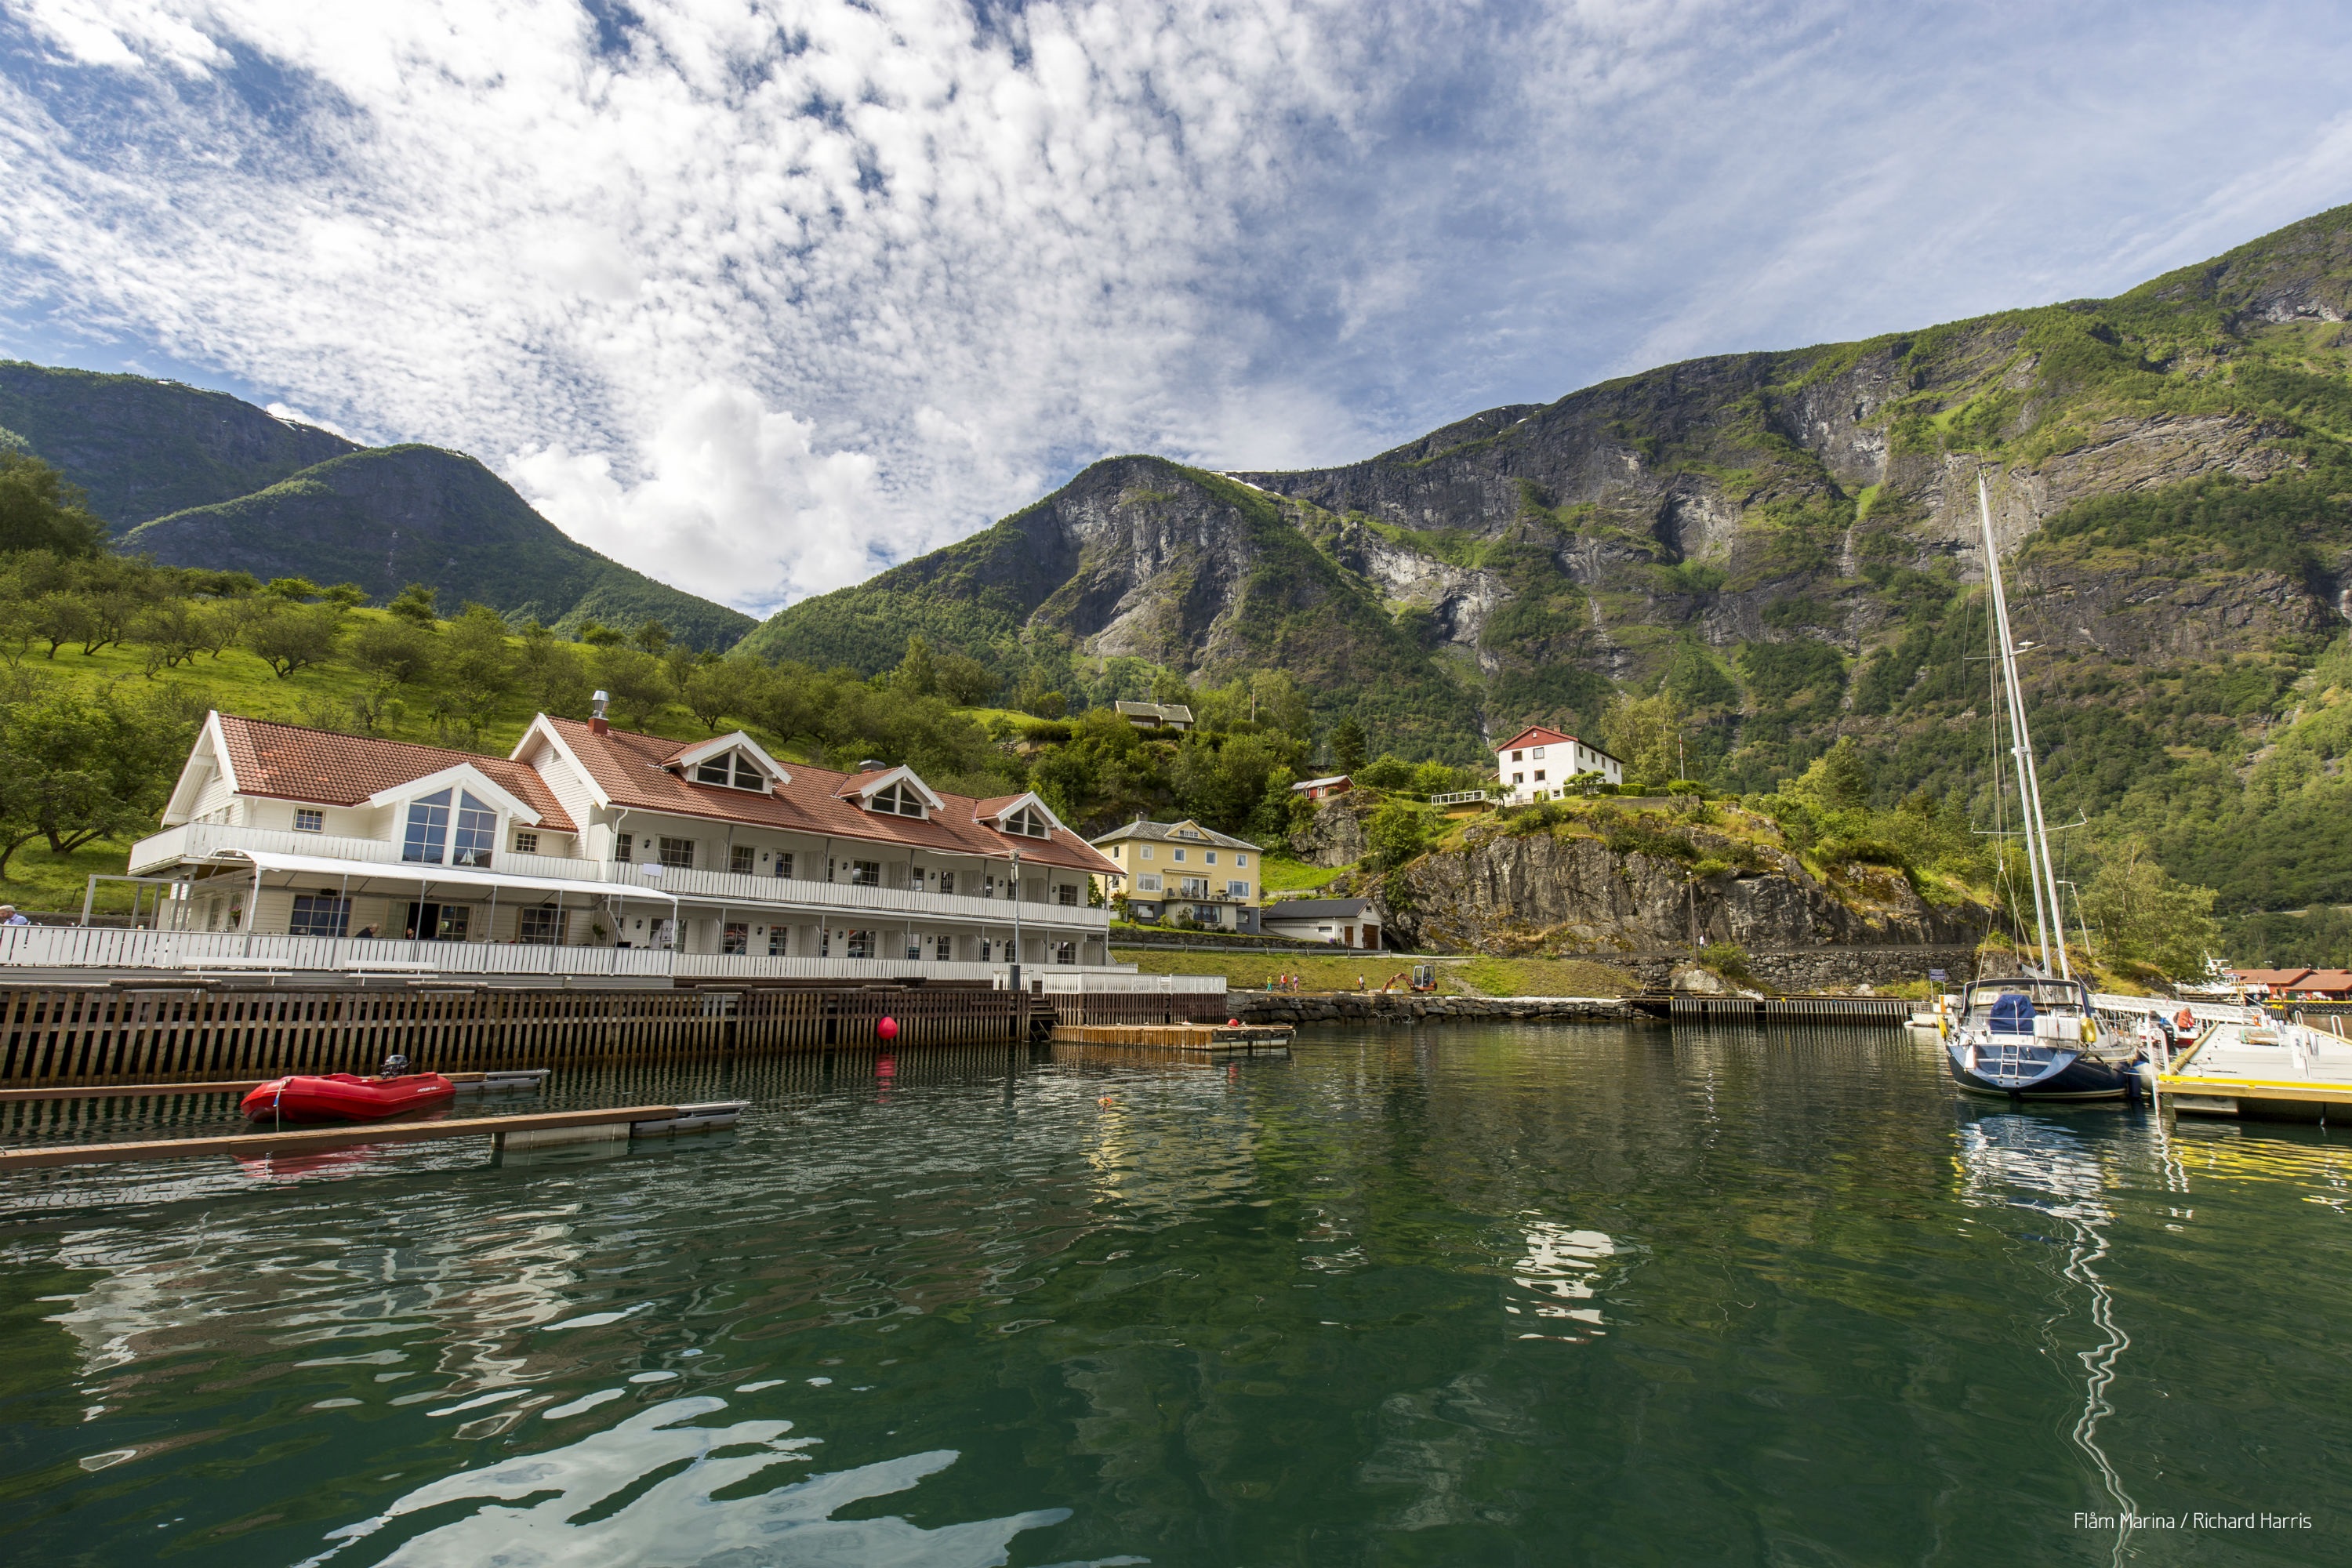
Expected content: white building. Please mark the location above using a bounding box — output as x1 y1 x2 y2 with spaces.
1493 725 1622 804
17 708 1133 983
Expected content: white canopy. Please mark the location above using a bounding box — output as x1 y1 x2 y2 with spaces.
201 849 680 908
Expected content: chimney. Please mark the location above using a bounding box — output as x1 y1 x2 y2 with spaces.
590 690 610 735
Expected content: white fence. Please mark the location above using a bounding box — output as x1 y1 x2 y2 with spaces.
0 926 677 977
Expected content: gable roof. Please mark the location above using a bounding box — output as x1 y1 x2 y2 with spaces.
1262 898 1377 919
538 716 1118 875
1495 725 1577 752
1113 700 1194 724
199 715 576 831
1087 818 1256 851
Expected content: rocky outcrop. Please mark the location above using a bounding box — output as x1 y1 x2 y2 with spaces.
1385 816 1986 958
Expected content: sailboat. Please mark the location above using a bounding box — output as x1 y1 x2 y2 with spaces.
1942 476 2146 1102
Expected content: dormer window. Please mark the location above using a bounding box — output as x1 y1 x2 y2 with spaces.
1004 806 1051 838
868 782 925 818
693 752 768 791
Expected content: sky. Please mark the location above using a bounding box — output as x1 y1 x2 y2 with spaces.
3 2 2351 618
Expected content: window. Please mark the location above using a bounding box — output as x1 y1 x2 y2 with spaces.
402 789 452 863
1172 848 1187 862
1178 827 1202 840
818 927 830 957
402 901 469 942
868 781 925 817
1228 880 1250 897
1139 845 1154 860
659 837 695 869
514 829 539 854
1512 771 1524 784
722 921 749 955
1534 770 1546 782
1004 805 1049 837
843 859 880 886
938 870 955 895
615 832 633 862
1534 746 1546 759
1057 884 1078 906
1512 749 1524 761
1053 941 1076 964
731 845 755 875
845 929 873 959
1138 874 1162 891
1236 854 1248 868
1205 851 1218 865
1181 877 1210 898
906 931 921 960
908 866 925 891
451 793 496 868
289 893 350 938
768 926 788 956
293 808 324 833
517 906 562 945
774 852 793 879
694 753 768 790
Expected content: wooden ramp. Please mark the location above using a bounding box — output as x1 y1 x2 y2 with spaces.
1051 1022 1294 1053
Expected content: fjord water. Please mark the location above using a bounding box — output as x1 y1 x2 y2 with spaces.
2 1025 2347 1566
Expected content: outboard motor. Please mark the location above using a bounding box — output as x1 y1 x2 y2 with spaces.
379 1053 411 1080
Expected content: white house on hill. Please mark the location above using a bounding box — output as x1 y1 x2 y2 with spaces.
1494 725 1621 804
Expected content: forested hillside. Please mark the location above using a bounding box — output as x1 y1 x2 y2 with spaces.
746 205 2352 924
0 362 752 650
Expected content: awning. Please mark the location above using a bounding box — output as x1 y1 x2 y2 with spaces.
195 849 680 906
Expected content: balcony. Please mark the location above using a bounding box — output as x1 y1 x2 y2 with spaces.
126 822 1109 933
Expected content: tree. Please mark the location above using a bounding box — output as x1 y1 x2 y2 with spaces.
0 453 109 558
673 652 737 731
935 654 996 706
895 635 938 697
597 646 670 728
439 604 517 731
246 602 343 677
321 582 370 608
387 583 439 626
264 576 324 601
0 683 194 872
1150 669 1194 707
631 619 673 655
514 623 592 715
132 599 205 674
1250 671 1310 736
2082 838 2223 981
26 592 93 659
1330 715 1367 774
350 615 439 687
575 619 623 647
1602 689 1690 785
1365 796 1435 870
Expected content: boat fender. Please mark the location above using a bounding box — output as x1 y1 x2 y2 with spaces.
2081 1017 2098 1045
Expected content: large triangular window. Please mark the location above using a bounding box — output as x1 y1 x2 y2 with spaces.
692 751 768 791
868 782 926 818
1004 805 1051 838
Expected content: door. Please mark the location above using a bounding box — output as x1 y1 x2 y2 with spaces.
401 902 470 941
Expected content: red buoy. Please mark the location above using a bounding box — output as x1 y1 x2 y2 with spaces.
1228 1018 1241 1026
877 1015 898 1041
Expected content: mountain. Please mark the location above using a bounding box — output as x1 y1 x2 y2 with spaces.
0 361 753 651
0 361 360 526
746 204 2352 910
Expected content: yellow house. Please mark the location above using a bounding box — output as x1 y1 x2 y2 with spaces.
1087 818 1261 934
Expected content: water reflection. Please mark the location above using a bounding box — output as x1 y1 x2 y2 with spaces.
298 1396 1073 1567
1955 1115 2137 1565
1502 1220 1621 1341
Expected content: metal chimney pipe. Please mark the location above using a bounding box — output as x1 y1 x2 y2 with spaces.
590 689 610 735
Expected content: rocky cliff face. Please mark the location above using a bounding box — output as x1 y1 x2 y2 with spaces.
1386 821 1983 958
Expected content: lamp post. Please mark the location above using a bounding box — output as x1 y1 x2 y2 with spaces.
1007 846 1023 996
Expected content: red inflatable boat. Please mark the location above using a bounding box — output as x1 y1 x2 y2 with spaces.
240 1072 456 1123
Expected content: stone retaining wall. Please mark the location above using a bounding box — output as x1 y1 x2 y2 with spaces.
1233 993 1626 1025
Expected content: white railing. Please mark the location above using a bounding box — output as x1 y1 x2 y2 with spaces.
128 823 1110 931
673 956 1143 982
1035 971 1225 995
0 926 674 977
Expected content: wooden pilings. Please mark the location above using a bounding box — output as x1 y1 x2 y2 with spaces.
0 982 1228 1088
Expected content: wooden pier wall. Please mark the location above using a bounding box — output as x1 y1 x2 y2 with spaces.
0 982 1228 1087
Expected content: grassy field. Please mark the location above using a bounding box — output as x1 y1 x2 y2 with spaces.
1453 956 1637 997
1254 851 1345 894
1112 947 1479 994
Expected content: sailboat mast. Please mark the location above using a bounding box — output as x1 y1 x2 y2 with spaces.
1976 474 2069 978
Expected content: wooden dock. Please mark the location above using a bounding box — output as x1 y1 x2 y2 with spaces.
1051 1022 1294 1053
0 1100 746 1170
2158 1018 2352 1121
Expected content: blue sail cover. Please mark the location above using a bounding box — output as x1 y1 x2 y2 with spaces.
1989 991 2036 1035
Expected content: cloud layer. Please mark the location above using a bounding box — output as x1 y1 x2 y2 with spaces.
5 2 2351 613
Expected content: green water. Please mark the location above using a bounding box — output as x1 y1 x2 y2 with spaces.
2 1023 2347 1566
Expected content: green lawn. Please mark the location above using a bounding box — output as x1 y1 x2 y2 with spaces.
1454 956 1636 997
1113 947 1477 994
1255 851 1346 894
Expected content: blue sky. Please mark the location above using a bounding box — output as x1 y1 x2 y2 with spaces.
4 1 2350 613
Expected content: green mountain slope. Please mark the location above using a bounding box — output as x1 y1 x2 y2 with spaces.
746 204 2352 910
121 445 753 650
0 360 361 528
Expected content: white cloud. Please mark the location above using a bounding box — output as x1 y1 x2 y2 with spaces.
3 0 2351 615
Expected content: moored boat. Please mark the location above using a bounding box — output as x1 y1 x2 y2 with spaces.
241 1068 456 1123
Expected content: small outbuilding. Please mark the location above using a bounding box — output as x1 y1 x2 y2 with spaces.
1261 897 1381 949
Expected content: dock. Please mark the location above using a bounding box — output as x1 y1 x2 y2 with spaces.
0 1099 746 1170
1051 1022 1294 1053
1639 994 1918 1024
2158 1015 2352 1121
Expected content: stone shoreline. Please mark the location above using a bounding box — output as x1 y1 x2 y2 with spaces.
1232 993 1628 1025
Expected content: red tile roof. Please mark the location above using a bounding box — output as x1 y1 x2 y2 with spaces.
217 715 576 832
2288 970 2352 995
2230 967 2312 988
539 717 1119 875
1496 724 1579 753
